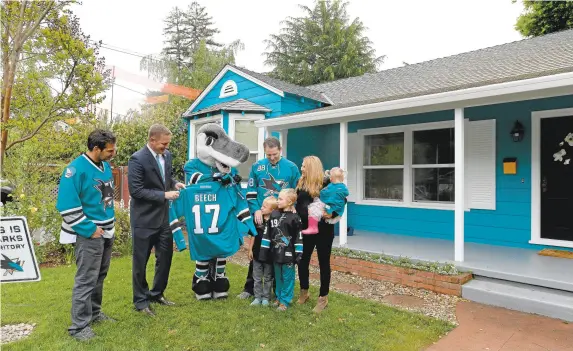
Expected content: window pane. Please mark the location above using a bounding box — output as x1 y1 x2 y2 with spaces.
413 168 455 202
364 169 403 200
237 154 258 180
364 133 404 166
413 128 454 165
235 120 259 151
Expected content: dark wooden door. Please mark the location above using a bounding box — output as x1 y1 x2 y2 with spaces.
540 116 573 242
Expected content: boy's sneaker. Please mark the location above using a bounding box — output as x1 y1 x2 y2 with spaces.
237 291 252 299
71 326 95 341
92 312 116 323
250 298 262 306
261 299 270 307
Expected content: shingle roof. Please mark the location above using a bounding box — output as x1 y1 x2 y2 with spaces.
228 64 332 105
184 99 271 118
298 29 573 114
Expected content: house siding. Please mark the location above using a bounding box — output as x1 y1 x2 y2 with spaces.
193 71 282 115
293 95 573 249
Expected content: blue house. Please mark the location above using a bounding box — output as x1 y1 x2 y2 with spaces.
183 29 573 321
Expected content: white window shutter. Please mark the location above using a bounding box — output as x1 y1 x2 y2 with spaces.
347 133 359 202
465 119 496 210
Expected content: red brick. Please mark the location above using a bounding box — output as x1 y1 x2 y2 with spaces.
418 283 435 291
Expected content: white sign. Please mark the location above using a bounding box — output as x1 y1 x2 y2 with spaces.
0 216 41 283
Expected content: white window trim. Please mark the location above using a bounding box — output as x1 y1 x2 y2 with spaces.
228 113 266 188
356 120 456 211
219 80 238 98
530 107 573 249
188 115 223 159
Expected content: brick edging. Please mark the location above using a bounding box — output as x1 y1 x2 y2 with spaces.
310 253 472 296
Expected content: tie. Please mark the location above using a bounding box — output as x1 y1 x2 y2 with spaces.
156 154 165 182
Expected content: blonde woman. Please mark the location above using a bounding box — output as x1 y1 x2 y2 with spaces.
295 156 335 313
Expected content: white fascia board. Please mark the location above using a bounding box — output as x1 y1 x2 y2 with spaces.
255 72 573 129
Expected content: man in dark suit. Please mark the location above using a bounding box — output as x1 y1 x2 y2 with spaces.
128 124 185 316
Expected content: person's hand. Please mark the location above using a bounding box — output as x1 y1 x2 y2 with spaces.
174 182 185 190
295 254 302 265
91 227 104 239
165 191 180 200
254 210 263 225
323 211 332 219
248 249 253 261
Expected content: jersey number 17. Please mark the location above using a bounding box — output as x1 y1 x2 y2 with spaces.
191 204 221 234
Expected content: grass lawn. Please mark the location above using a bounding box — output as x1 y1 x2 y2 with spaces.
1 252 453 351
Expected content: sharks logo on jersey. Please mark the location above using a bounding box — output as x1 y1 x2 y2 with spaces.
94 179 114 210
261 174 287 197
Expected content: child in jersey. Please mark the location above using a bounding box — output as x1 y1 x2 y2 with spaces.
259 189 302 311
248 196 278 307
301 167 349 235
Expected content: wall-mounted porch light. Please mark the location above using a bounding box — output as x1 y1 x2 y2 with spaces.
510 120 525 142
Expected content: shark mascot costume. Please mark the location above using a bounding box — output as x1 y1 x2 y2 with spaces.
170 123 257 300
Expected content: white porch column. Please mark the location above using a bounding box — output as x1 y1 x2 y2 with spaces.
188 122 196 160
278 130 288 157
339 122 348 247
454 108 465 262
257 127 266 160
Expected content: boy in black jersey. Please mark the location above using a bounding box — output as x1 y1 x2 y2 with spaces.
259 189 302 311
248 196 278 306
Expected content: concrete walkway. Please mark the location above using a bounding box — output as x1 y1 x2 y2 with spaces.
426 301 573 351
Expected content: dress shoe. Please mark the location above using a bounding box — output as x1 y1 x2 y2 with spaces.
137 307 155 317
152 296 175 306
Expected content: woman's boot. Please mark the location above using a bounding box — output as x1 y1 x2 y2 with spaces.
297 289 309 304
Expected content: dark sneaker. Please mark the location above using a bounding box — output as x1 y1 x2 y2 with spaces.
71 326 95 341
92 312 116 323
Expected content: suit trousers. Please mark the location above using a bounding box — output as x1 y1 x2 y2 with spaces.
132 224 173 310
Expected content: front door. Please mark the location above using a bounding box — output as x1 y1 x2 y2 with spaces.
540 115 573 242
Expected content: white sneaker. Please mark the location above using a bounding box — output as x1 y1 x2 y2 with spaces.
250 298 262 306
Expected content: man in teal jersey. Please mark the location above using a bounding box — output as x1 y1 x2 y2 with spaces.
238 136 300 299
56 129 117 341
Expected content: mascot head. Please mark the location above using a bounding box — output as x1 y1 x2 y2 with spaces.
196 123 250 174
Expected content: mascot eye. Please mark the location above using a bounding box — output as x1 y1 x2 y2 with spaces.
205 136 215 146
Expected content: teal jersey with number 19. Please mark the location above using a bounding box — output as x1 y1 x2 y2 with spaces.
171 181 257 261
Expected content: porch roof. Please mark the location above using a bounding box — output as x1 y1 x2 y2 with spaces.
257 29 573 130
184 99 271 118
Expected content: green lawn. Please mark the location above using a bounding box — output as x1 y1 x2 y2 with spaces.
1 253 453 351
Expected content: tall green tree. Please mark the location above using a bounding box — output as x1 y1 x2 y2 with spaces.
0 0 111 170
140 1 228 84
264 0 384 86
185 1 222 53
514 0 573 37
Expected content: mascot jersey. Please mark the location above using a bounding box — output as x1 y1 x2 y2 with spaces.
171 181 257 261
184 158 237 185
246 158 301 213
56 154 115 243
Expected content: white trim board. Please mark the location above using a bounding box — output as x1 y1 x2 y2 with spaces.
185 65 285 115
530 107 573 249
255 72 573 130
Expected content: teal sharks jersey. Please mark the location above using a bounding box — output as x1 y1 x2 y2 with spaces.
184 158 238 185
246 158 300 214
56 154 115 241
171 181 257 261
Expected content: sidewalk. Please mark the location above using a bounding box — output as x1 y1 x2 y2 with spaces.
426 301 573 351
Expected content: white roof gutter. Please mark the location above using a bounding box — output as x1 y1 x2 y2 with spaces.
255 71 573 130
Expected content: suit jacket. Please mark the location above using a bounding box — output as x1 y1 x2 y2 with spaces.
128 146 179 233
